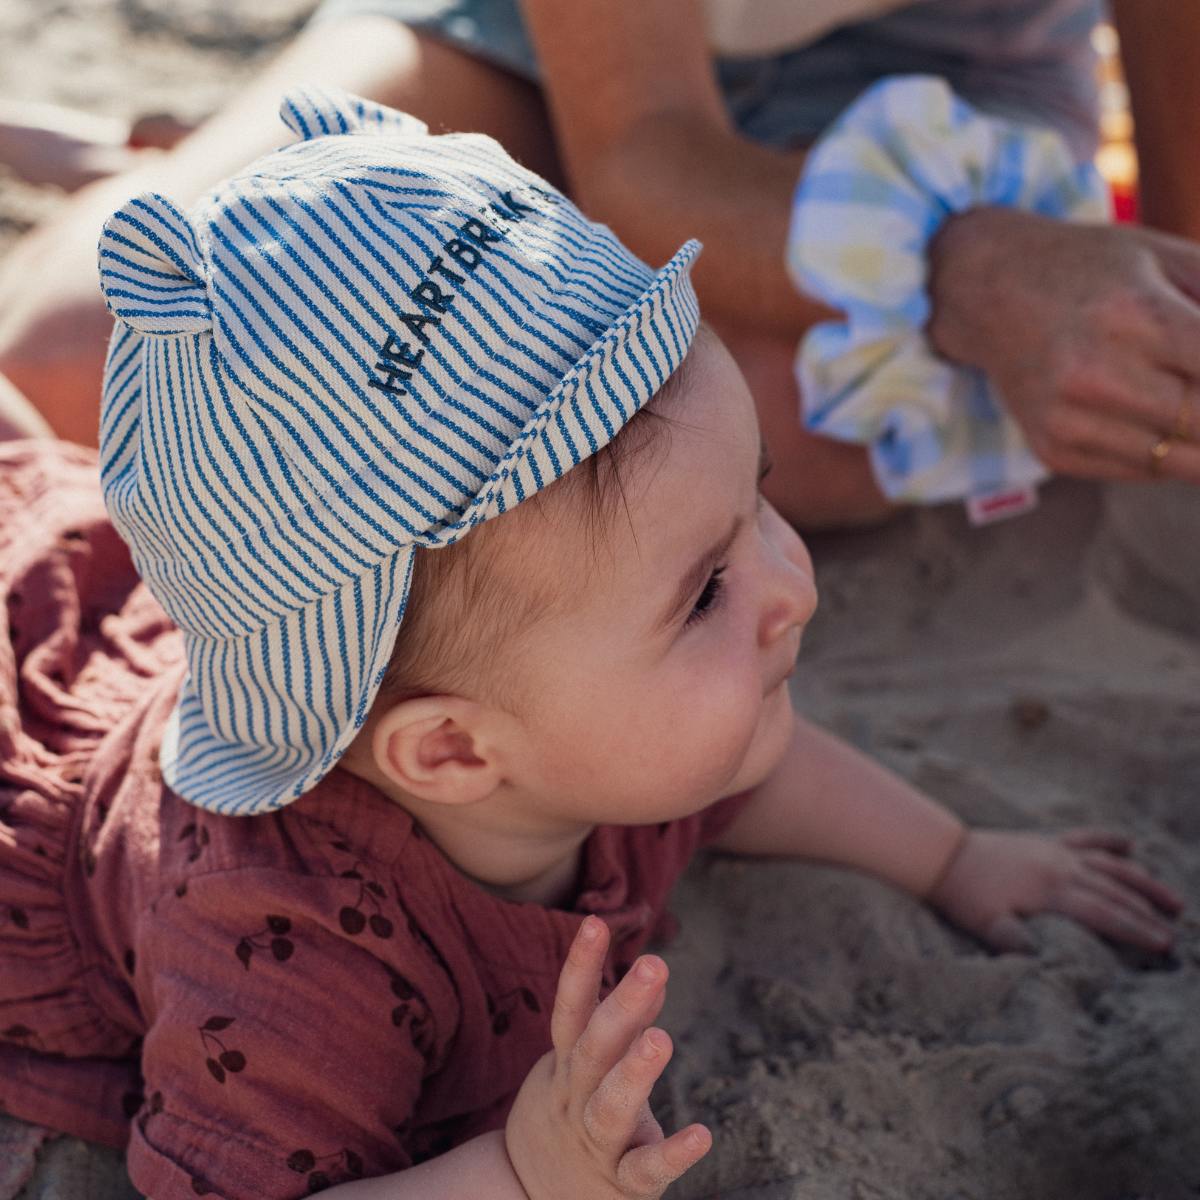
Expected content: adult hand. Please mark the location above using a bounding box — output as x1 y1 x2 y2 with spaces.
927 207 1200 484
928 827 1184 954
505 917 711 1199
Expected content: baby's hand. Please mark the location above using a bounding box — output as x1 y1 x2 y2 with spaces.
505 917 711 1200
928 828 1184 954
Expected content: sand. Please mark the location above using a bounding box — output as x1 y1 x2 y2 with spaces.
662 479 1200 1199
2 4 1199 1197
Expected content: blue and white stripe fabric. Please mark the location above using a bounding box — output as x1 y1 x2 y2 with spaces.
97 85 700 815
787 75 1110 505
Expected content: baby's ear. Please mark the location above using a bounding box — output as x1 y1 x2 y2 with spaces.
97 192 211 336
369 696 503 807
279 85 429 142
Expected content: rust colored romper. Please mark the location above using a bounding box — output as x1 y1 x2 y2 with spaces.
0 441 746 1199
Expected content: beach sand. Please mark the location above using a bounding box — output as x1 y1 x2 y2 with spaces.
663 478 1200 1199
2 4 1199 1197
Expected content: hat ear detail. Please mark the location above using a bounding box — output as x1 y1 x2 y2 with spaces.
98 192 212 336
279 85 429 142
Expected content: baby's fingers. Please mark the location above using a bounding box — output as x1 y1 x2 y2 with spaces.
616 1123 712 1198
1084 851 1186 915
583 1027 672 1152
1075 863 1164 925
569 956 669 1098
551 917 610 1056
1055 882 1173 952
1059 828 1132 855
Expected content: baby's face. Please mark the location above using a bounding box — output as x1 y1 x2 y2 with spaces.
501 332 817 831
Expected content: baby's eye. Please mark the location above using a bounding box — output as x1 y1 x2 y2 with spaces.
685 565 726 627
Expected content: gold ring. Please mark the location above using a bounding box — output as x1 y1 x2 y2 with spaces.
1174 394 1195 443
1148 435 1174 476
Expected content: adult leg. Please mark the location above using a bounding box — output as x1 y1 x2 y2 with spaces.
713 320 897 530
0 15 561 447
0 101 143 192
0 370 52 442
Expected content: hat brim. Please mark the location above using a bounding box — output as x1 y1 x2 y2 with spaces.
457 239 701 532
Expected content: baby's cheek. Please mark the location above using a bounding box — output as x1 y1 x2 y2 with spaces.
673 673 764 790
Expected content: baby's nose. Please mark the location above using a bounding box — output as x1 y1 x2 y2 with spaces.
760 520 818 645
765 567 818 646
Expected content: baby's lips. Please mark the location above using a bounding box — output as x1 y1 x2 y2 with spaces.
764 645 800 695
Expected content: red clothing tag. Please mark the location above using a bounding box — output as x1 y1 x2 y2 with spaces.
966 485 1039 526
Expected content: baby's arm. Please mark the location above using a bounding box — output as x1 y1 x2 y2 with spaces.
323 919 709 1200
714 716 966 895
710 717 1182 951
319 1132 525 1199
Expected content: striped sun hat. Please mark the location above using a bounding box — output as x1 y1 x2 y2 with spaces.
97 85 700 816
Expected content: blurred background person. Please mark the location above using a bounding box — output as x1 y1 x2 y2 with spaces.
1 0 1199 525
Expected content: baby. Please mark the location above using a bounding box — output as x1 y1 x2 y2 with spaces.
0 88 1180 1200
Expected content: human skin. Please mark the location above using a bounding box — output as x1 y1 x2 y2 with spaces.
924 0 1200 485
1112 0 1200 242
0 369 51 440
521 0 1200 498
321 331 1181 1198
0 100 143 192
343 330 821 906
12 5 1200 521
927 208 1200 484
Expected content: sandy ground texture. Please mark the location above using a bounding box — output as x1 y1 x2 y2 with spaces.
2 3 1200 1198
662 478 1200 1200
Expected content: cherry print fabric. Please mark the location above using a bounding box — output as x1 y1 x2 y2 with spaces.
0 442 750 1199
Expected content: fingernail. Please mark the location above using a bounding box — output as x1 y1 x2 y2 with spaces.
635 958 661 983
686 1129 708 1150
579 917 599 943
639 1030 664 1059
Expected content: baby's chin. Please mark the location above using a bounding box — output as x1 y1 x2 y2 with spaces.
721 684 796 798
